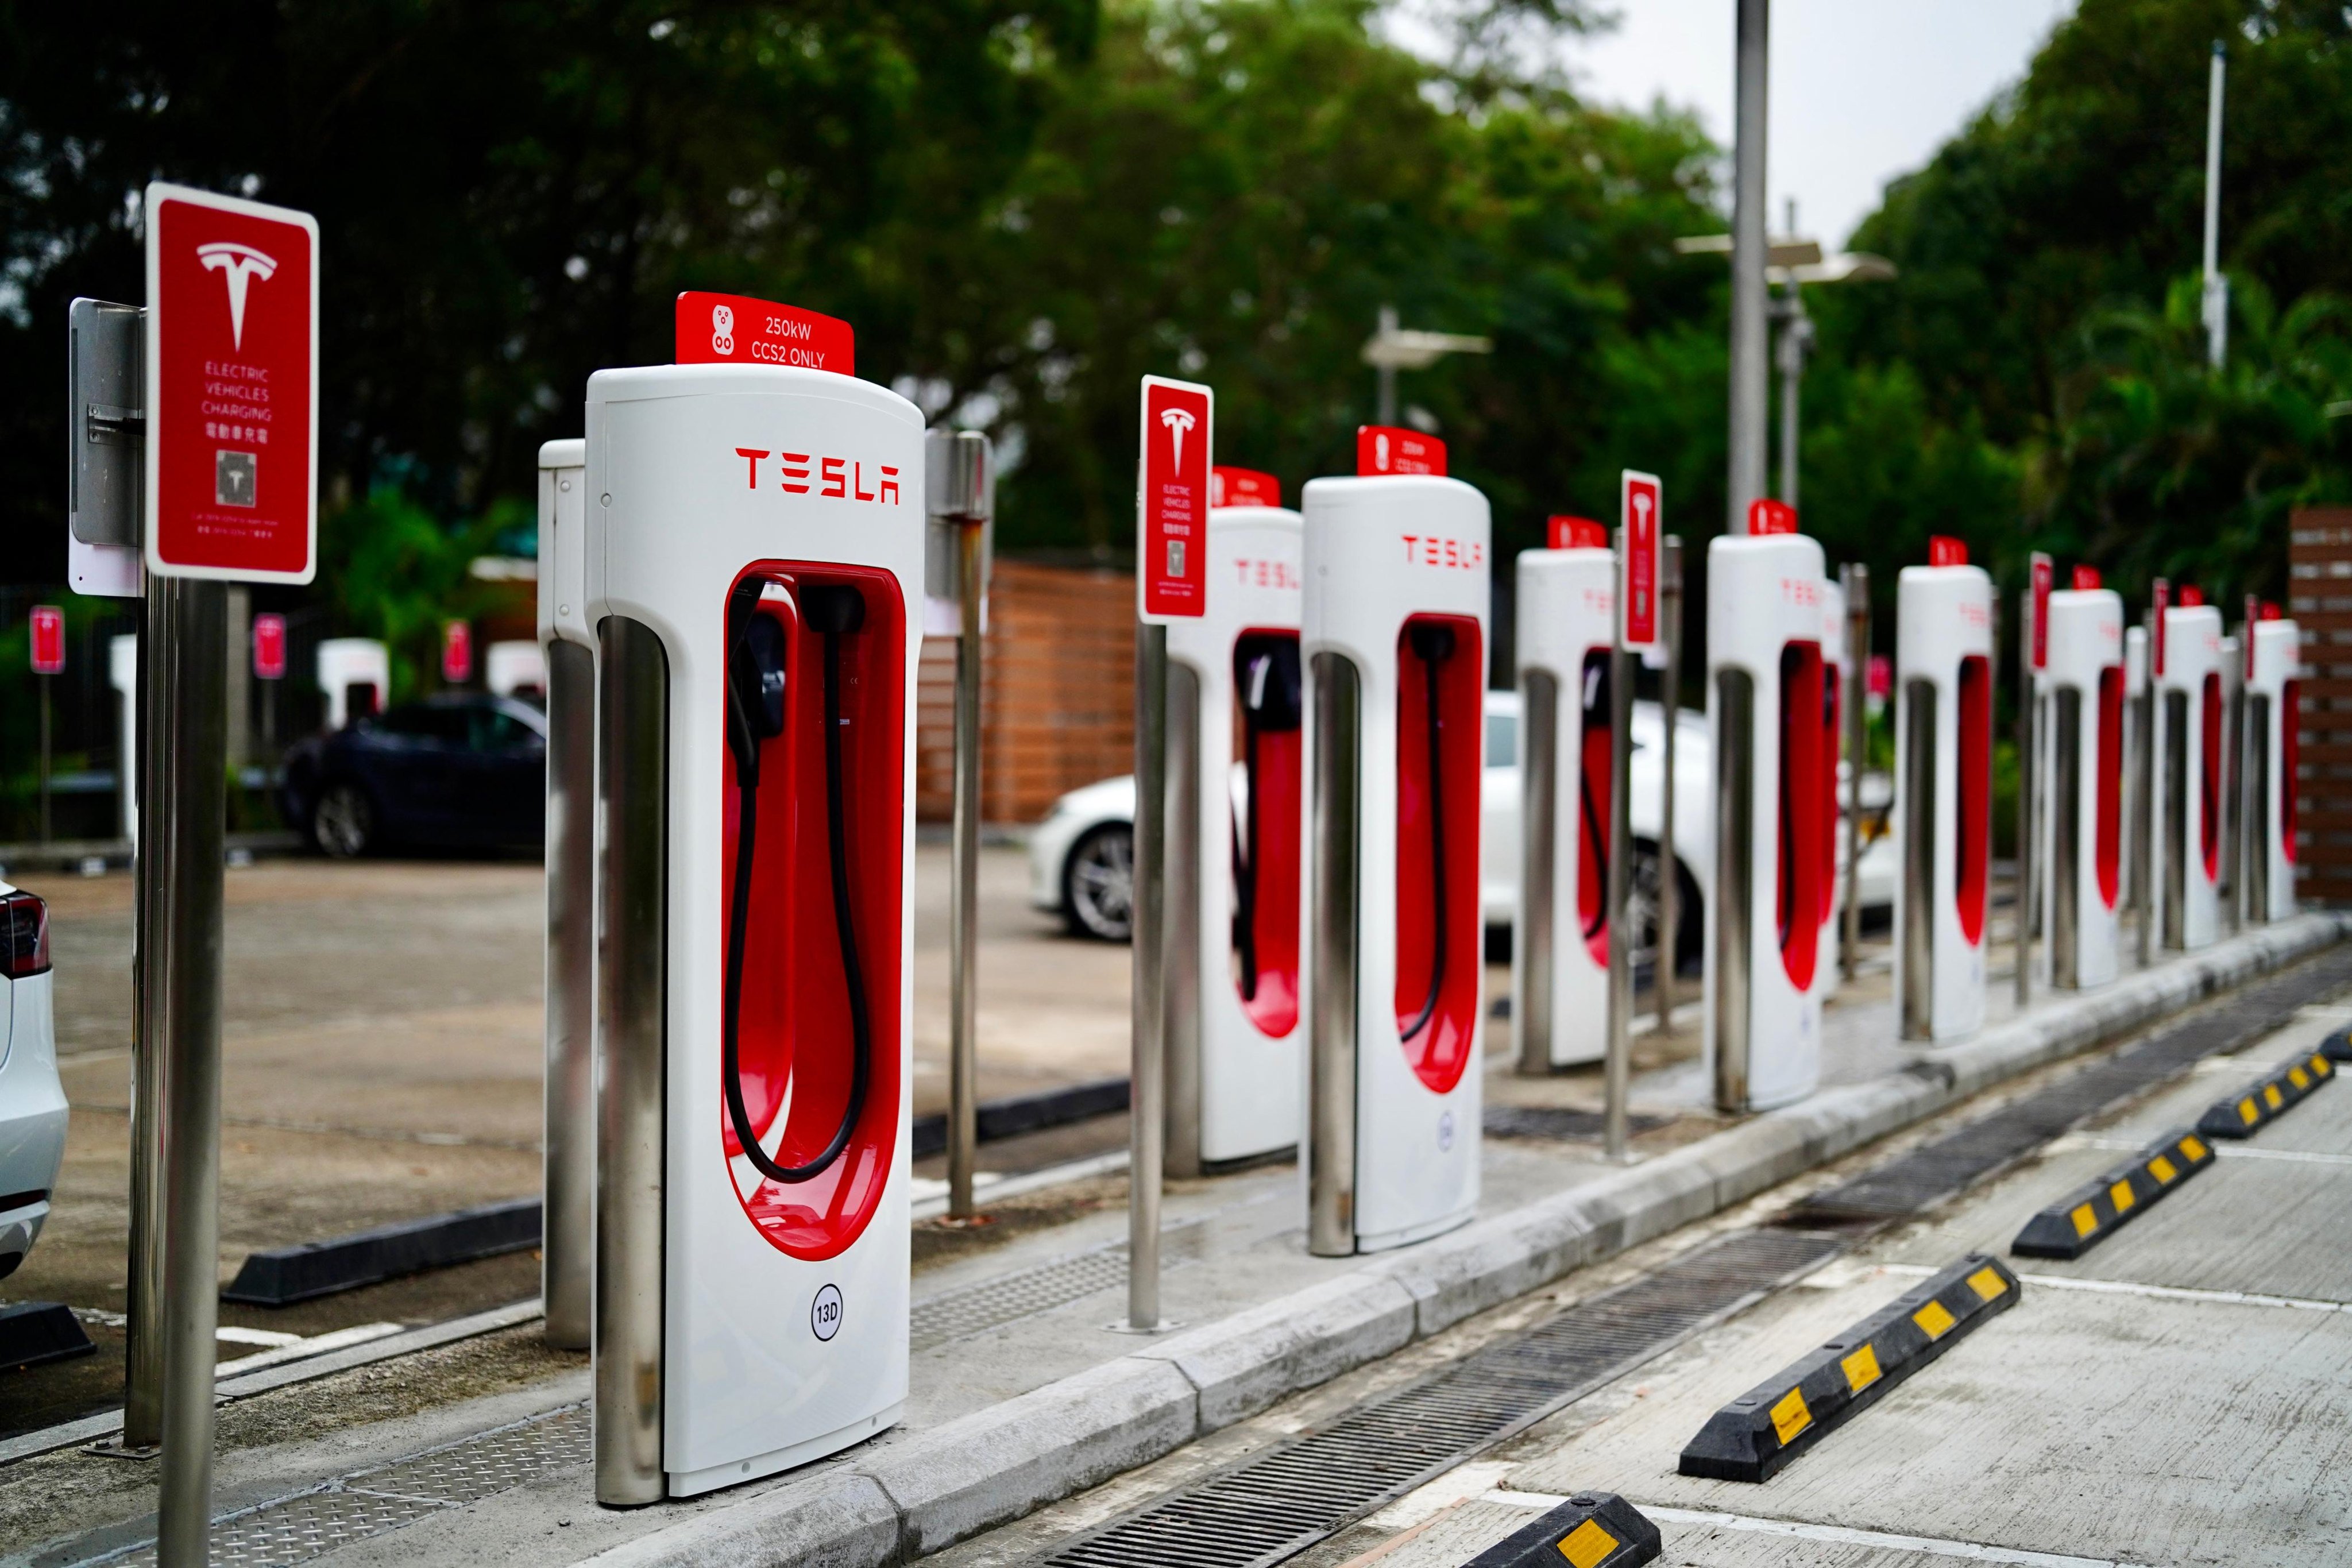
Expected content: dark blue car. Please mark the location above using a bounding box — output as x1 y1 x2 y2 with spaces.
280 693 546 856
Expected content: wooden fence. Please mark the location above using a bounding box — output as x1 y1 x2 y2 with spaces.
2289 507 2352 902
916 559 1136 824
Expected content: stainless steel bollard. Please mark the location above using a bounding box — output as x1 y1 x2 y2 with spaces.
1657 539 1685 1030
1126 624 1169 1328
1306 652 1362 1257
1710 670 1755 1110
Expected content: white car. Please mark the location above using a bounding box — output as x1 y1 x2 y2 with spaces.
0 883 64 1283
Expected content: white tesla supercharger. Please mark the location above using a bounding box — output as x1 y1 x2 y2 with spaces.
537 438 593 1353
2243 613 2301 923
1300 467 1488 1256
1166 496 1306 1173
316 638 388 730
2039 580 2123 989
1704 528 1829 1111
2156 598 2224 951
110 634 137 844
586 362 919 1502
488 640 549 698
1512 538 1614 1071
1893 551 1994 1043
1813 573 1848 1003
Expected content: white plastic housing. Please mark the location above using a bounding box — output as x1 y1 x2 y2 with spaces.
1703 531 1828 1111
1300 473 1488 1252
486 641 546 697
1511 546 1614 1068
1893 563 1994 1042
586 363 920 1496
316 639 389 731
2247 617 2301 921
1167 504 1304 1165
2039 589 2123 988
2155 603 2223 951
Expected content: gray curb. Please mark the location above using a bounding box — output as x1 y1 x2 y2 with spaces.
584 912 2346 1567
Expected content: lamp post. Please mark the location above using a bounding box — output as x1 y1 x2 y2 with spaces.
1361 306 1492 426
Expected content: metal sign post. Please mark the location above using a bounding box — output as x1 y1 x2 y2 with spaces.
927 430 995 1223
1127 377 1211 1330
1608 473 1662 1161
2019 553 2050 1006
77 183 320 1563
1840 564 1870 984
1655 538 1683 1035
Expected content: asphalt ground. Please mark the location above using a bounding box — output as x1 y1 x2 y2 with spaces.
939 994 2352 1568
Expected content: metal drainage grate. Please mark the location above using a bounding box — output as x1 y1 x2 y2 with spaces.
913 1223 1208 1353
76 1404 588 1568
1789 949 2352 1226
1482 1106 1666 1143
1030 1227 1842 1568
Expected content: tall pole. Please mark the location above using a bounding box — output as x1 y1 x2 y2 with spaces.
1727 0 1771 534
1654 538 1682 1036
1604 530 1636 1162
1126 623 1168 1329
1841 563 1870 983
948 507 987 1221
147 574 230 1567
2202 42 2229 370
37 674 52 843
1375 305 1399 426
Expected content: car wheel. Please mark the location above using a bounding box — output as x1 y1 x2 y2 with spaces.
1063 824 1135 941
1626 841 1704 982
312 783 377 859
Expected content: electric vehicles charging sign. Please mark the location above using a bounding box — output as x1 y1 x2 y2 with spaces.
1620 470 1661 648
2152 578 2169 676
674 291 854 372
144 183 319 583
29 607 64 674
1357 426 1446 477
253 613 287 679
1140 376 1212 620
1212 466 1280 508
2030 552 2053 671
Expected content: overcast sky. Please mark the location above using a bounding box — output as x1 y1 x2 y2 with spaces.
1407 0 2080 249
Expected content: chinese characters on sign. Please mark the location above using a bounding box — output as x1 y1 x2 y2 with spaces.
1138 377 1212 621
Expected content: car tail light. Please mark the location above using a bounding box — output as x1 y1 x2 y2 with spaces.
1 891 51 979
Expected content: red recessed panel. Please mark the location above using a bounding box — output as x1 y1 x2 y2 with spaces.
1956 654 1991 946
1577 650 1612 968
2283 679 2301 864
1775 642 1825 989
2096 666 2123 909
1393 615 1482 1092
2200 672 2222 882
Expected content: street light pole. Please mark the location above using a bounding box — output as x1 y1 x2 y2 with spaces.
1728 0 1771 534
2202 41 2229 370
1376 306 1398 426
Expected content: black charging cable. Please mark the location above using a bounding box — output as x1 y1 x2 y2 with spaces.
1578 657 1611 944
1401 623 1455 1042
722 579 872 1185
1232 638 1301 1002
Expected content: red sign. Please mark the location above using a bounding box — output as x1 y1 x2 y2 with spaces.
1620 471 1662 648
1868 654 1893 700
29 607 64 675
1139 377 1212 621
2071 565 2102 591
2178 585 2204 608
145 183 319 583
1548 515 1606 550
442 620 473 684
2261 601 2281 621
1211 467 1280 508
674 292 853 373
2246 593 2261 679
2152 578 2169 677
2029 553 2052 671
1748 499 1797 536
1355 426 1445 477
253 613 287 680
1928 535 1968 567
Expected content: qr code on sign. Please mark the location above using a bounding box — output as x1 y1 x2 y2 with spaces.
216 449 257 508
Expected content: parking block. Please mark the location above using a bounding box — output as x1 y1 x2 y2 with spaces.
2320 1026 2352 1064
1678 1254 2021 1484
1462 1493 1661 1568
2011 1128 2215 1259
2195 1050 2335 1139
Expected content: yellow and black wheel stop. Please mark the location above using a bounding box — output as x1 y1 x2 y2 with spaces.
2196 1050 2334 1139
1462 1492 1660 1568
2011 1127 2214 1259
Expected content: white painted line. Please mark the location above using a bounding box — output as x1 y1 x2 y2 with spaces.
2077 1136 2352 1167
910 1150 1130 1222
1479 1493 2138 1566
1878 1261 2352 1315
211 1321 404 1377
215 1325 305 1348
